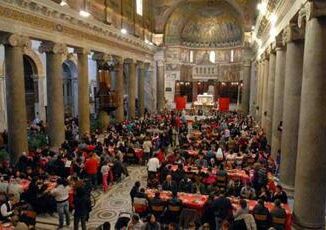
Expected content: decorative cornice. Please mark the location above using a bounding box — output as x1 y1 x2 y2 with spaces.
0 0 156 58
0 32 31 48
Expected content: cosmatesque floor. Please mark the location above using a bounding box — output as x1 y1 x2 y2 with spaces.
36 166 148 229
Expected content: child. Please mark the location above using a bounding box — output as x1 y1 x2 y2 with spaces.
101 161 110 192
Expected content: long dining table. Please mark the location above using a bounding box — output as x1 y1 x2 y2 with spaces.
169 164 251 183
145 189 292 229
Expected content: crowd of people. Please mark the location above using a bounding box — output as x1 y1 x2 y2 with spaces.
129 111 289 230
0 110 289 230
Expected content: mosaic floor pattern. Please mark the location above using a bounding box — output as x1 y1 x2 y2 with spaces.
36 166 147 229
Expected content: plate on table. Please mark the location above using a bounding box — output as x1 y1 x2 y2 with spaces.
2 222 12 227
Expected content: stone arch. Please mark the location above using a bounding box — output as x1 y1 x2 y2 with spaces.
23 47 45 77
62 59 78 117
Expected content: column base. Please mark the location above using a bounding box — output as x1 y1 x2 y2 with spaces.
292 219 325 230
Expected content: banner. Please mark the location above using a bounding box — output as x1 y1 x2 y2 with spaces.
175 96 186 111
218 97 230 112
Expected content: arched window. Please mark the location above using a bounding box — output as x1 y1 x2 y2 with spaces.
209 51 216 63
230 49 234 62
136 0 143 16
190 50 194 63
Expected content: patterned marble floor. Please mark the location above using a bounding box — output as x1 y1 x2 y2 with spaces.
36 166 147 229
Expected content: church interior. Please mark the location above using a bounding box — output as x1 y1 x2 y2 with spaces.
0 0 325 229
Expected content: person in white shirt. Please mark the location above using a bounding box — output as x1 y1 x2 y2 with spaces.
143 137 153 162
0 194 16 222
50 178 70 228
147 155 160 180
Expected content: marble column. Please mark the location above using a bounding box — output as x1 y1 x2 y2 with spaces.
265 48 276 142
241 60 251 114
114 56 124 122
0 76 7 131
279 23 304 194
39 42 67 148
293 3 326 229
271 42 286 157
0 33 29 162
75 48 90 135
249 62 257 117
127 60 136 119
261 55 270 132
157 60 165 112
256 61 263 121
138 62 146 118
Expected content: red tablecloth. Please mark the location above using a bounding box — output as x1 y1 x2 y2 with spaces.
169 165 250 183
0 223 14 230
146 189 208 211
19 179 31 191
231 198 292 230
21 179 74 206
186 150 199 156
134 148 144 160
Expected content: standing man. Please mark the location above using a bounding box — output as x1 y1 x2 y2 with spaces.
147 154 160 180
85 153 99 189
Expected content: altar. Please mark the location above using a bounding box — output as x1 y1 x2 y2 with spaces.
193 93 215 113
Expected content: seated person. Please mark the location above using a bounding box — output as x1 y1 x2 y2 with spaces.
148 192 166 220
193 176 207 194
133 188 148 218
165 190 183 223
172 164 185 183
272 185 288 204
195 154 208 168
0 194 16 222
127 214 143 230
216 164 228 190
258 186 271 202
233 199 256 230
270 199 287 230
240 183 256 199
253 199 271 230
233 199 249 218
162 175 177 193
202 168 217 186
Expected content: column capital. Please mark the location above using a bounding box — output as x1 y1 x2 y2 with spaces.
39 42 67 55
0 33 31 48
74 47 90 55
274 33 286 51
157 60 165 67
267 44 276 55
298 1 326 28
124 58 137 64
92 52 111 62
262 50 270 61
283 23 305 45
112 56 124 65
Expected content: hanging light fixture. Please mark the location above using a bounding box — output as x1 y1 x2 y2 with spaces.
79 0 90 18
